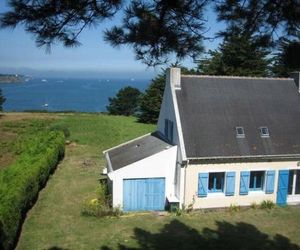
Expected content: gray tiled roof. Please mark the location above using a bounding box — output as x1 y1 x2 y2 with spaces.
107 132 172 170
176 76 300 159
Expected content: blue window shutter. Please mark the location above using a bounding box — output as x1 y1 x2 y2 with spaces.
170 121 174 142
240 171 250 195
265 170 275 194
225 172 235 196
198 173 208 197
164 119 168 137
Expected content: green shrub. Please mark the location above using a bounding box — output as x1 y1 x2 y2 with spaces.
170 204 191 216
229 204 240 212
260 200 275 210
81 181 122 218
0 130 65 250
174 207 184 216
50 124 70 138
250 202 259 209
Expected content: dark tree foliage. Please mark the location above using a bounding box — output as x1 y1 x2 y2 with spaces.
106 86 141 116
138 66 196 124
272 39 300 77
0 0 207 65
104 0 207 66
138 71 165 124
199 33 270 76
198 50 223 75
0 0 122 50
1 0 299 67
0 88 5 112
215 0 300 47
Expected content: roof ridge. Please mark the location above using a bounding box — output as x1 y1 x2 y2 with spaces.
182 74 293 81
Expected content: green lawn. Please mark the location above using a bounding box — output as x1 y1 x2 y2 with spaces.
2 113 299 250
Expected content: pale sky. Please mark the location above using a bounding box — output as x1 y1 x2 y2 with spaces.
0 1 224 78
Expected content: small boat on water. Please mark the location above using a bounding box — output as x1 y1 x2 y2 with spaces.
42 103 49 107
41 79 47 82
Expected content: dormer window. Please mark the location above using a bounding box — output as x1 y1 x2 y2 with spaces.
260 127 270 138
236 127 245 138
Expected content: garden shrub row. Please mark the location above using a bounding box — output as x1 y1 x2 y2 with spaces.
0 130 65 250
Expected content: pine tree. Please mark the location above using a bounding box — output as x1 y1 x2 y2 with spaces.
199 33 270 76
198 50 224 75
106 86 141 116
138 72 165 124
0 0 207 66
216 0 299 48
272 39 300 77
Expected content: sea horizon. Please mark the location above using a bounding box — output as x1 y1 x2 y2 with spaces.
0 77 151 112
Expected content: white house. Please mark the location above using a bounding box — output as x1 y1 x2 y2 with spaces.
103 68 300 211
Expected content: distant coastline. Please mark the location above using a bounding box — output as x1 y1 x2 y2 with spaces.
0 74 25 83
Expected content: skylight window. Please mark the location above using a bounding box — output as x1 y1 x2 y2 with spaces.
260 127 270 138
236 127 245 138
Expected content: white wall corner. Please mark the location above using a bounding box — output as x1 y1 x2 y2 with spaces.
158 67 187 160
289 72 300 93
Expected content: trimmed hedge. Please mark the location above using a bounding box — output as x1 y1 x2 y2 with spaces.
0 130 65 250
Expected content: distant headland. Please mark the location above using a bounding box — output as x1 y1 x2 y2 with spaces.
0 74 25 83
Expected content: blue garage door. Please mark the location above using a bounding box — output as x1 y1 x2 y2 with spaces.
123 178 165 211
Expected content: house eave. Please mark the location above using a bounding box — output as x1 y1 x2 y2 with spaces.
105 152 113 173
187 154 300 164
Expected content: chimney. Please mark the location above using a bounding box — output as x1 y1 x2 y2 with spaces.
167 68 181 89
290 72 300 93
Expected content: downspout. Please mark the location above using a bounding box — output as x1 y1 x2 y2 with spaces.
183 159 189 208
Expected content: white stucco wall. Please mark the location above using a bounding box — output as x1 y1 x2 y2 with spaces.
184 161 300 209
157 68 186 203
108 146 178 209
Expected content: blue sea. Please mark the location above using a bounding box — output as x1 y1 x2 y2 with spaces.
0 78 150 112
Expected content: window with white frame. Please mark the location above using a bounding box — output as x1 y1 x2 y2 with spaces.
288 170 300 195
164 119 173 142
249 171 265 191
208 172 225 192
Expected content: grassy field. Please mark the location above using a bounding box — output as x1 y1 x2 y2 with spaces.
1 113 300 250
